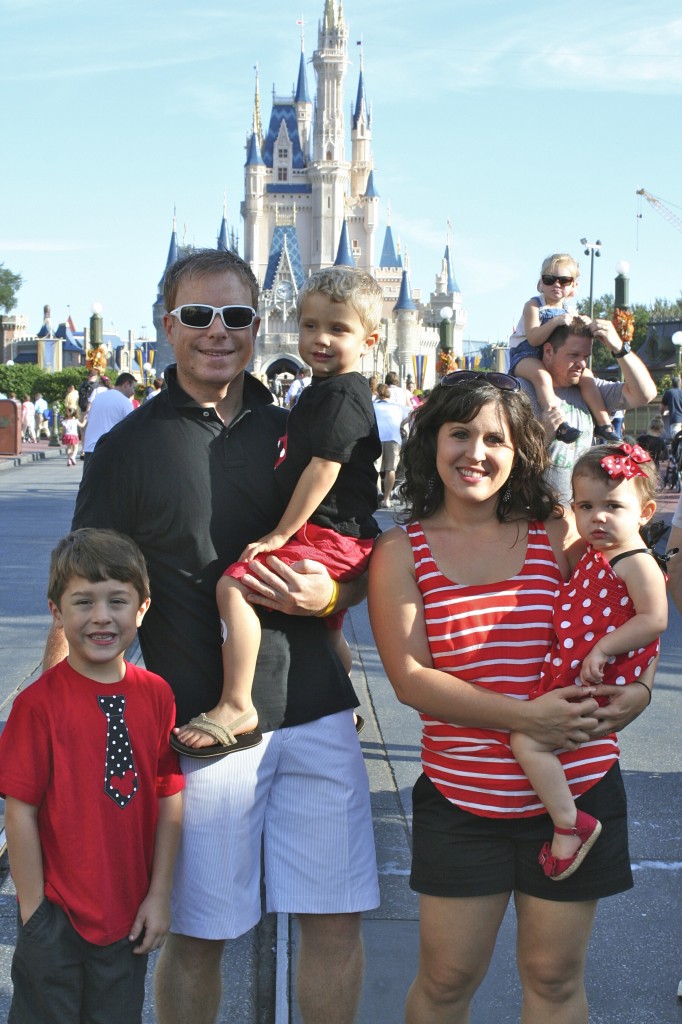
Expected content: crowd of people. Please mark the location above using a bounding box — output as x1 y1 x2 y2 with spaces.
0 247 673 1024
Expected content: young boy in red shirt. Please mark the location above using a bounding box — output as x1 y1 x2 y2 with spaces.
0 528 184 1024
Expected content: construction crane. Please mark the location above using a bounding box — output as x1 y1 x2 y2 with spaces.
636 189 682 235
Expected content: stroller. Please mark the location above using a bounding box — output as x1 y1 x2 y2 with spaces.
661 433 682 492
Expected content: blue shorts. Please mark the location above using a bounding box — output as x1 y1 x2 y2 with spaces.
410 762 633 903
509 340 542 374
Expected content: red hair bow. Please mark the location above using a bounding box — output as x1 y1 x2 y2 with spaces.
600 443 652 480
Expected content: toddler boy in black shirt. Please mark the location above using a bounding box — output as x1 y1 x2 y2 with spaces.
172 266 382 756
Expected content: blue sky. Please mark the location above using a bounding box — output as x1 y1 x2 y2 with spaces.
2 0 681 345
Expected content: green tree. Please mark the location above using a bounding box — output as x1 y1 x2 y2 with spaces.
0 263 23 313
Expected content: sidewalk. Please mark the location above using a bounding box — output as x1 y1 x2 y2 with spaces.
0 437 67 472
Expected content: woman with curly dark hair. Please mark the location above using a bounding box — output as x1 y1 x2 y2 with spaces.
368 371 654 1024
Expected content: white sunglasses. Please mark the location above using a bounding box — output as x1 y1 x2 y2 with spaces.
168 304 257 330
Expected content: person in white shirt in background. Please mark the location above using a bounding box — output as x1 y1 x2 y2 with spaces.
384 371 411 408
374 383 411 507
83 373 136 462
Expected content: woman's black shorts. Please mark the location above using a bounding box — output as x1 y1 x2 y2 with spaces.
410 762 633 902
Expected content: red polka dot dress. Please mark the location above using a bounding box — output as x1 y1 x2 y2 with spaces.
533 546 659 699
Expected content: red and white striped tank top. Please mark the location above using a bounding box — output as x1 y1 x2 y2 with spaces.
407 519 619 818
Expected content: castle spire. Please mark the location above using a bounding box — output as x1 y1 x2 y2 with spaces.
394 268 416 311
295 48 310 103
217 193 229 252
334 219 355 267
165 210 179 270
252 64 263 145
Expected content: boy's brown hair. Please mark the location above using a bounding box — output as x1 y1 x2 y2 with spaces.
48 529 150 607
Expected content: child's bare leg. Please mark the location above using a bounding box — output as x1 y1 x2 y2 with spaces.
329 627 352 675
514 358 580 442
510 731 583 861
174 575 260 749
578 368 620 439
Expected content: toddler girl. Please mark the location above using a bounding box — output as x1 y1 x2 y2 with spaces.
510 443 667 879
510 253 619 444
61 411 81 466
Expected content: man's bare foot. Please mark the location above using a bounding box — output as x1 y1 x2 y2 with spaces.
173 705 259 749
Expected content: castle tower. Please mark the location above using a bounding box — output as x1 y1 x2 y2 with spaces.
428 234 467 360
350 50 371 199
153 214 180 371
393 266 419 380
242 72 267 270
217 193 229 252
294 31 312 159
309 0 350 270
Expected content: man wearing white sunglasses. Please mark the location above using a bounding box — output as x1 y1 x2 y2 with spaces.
44 248 379 1024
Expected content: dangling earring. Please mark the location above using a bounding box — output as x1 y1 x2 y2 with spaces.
501 475 513 505
425 472 438 500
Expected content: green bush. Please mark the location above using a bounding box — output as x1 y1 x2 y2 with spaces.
0 366 92 410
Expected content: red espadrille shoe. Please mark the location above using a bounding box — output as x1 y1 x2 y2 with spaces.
538 810 602 881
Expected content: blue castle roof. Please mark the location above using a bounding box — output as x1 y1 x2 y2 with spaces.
261 104 306 169
334 220 355 267
352 69 370 130
364 169 379 198
444 244 460 294
379 224 399 268
295 51 310 103
263 226 305 291
245 132 264 166
394 269 416 311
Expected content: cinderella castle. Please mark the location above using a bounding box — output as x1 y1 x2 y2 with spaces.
152 0 467 388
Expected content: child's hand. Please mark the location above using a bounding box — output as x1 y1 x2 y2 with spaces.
575 314 592 326
129 892 170 954
556 313 573 328
580 646 608 686
240 533 288 562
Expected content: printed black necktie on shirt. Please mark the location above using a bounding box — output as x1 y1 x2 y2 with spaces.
98 694 138 808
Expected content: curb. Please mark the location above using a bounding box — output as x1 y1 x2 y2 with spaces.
0 445 66 472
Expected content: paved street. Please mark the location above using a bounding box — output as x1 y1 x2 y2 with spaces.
0 452 680 1022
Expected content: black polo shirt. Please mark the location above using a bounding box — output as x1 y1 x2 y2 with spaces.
72 367 356 729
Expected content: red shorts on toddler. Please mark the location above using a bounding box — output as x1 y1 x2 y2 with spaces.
223 521 374 629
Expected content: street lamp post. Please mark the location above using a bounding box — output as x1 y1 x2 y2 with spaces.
614 260 630 311
613 261 632 385
90 302 104 351
580 238 602 319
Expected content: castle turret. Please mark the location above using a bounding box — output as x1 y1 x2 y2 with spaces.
393 267 419 381
334 219 355 267
294 35 312 160
350 54 372 199
153 214 181 371
217 194 229 252
242 75 267 273
309 0 350 269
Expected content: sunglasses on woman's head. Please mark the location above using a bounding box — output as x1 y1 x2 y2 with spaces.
168 304 257 330
439 370 520 393
541 274 574 287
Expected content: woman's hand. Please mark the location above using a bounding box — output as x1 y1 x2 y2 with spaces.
522 686 600 750
590 681 650 735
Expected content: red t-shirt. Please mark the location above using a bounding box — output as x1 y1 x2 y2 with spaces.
0 659 184 944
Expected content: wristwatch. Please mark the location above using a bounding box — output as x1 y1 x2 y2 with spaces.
614 342 631 358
